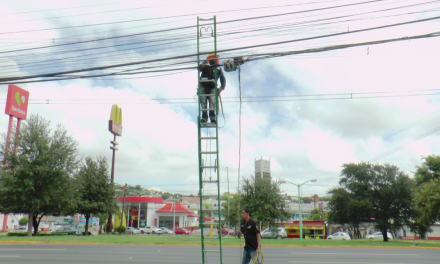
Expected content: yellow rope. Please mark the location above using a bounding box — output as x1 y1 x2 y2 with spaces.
251 249 264 264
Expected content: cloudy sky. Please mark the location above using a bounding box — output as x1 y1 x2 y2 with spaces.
1 0 440 197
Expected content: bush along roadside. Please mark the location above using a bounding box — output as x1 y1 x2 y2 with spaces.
7 232 69 237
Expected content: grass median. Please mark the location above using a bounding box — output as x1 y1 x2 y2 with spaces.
1 234 440 249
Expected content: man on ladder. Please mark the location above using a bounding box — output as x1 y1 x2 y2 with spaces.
199 52 226 125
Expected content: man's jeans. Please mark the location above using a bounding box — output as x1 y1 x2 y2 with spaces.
200 86 216 120
242 247 257 264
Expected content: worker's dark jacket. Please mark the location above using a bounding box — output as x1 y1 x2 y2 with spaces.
200 62 226 90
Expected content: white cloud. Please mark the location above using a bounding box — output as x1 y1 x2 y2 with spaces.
1 0 440 197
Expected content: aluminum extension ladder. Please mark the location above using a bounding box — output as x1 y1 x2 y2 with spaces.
197 15 223 264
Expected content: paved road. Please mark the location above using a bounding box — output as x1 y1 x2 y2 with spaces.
0 244 438 264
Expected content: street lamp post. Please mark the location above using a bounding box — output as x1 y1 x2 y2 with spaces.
280 179 317 243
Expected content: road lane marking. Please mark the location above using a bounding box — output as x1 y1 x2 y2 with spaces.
0 249 66 251
290 253 419 256
289 261 412 264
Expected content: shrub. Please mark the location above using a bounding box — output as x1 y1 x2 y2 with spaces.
38 233 68 236
7 232 27 236
19 218 29 226
7 232 68 237
116 226 126 233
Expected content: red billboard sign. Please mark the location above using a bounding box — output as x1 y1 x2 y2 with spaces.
5 84 29 120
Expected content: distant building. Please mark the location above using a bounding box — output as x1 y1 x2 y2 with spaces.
255 158 271 180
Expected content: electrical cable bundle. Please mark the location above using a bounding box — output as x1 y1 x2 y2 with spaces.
0 0 439 84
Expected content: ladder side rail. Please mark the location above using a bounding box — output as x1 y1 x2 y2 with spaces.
197 16 207 264
213 15 223 264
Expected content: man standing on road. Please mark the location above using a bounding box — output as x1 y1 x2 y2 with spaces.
237 208 261 264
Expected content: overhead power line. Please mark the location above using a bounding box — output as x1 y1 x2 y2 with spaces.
3 27 440 84
0 0 383 35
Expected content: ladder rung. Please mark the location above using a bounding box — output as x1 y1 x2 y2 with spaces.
200 79 215 83
199 94 215 97
201 109 216 111
201 166 217 169
200 137 217 140
200 151 218 154
200 123 216 128
204 250 221 252
202 180 218 183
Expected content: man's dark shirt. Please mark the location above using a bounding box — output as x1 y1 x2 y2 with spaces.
240 217 260 250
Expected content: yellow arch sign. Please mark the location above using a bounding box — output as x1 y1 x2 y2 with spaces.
109 104 122 136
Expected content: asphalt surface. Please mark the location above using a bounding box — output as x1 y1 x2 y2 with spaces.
0 244 438 264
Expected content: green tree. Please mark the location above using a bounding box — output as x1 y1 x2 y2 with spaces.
240 177 291 228
94 212 111 234
414 155 440 185
221 193 240 228
412 178 440 238
161 192 171 200
328 187 373 239
309 208 324 221
0 114 78 236
301 197 312 203
19 217 29 226
372 164 415 242
328 162 415 242
74 156 117 236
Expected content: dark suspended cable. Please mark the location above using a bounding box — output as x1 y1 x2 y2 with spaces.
3 25 440 84
0 0 383 36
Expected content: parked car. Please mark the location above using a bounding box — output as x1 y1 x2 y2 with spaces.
260 227 287 239
12 226 28 233
327 232 351 240
174 228 190 235
220 227 229 235
125 227 141 235
139 226 162 234
53 227 83 236
218 227 236 236
229 228 237 236
159 227 174 234
366 231 393 240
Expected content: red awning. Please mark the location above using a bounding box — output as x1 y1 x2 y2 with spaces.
187 213 198 218
197 218 213 222
117 197 164 203
155 203 193 213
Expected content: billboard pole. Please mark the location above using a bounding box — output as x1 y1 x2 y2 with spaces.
5 116 13 157
111 134 116 183
2 85 29 233
107 133 116 233
107 104 122 233
1 116 13 232
14 119 21 155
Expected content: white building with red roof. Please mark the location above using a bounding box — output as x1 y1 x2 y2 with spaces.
117 197 199 229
